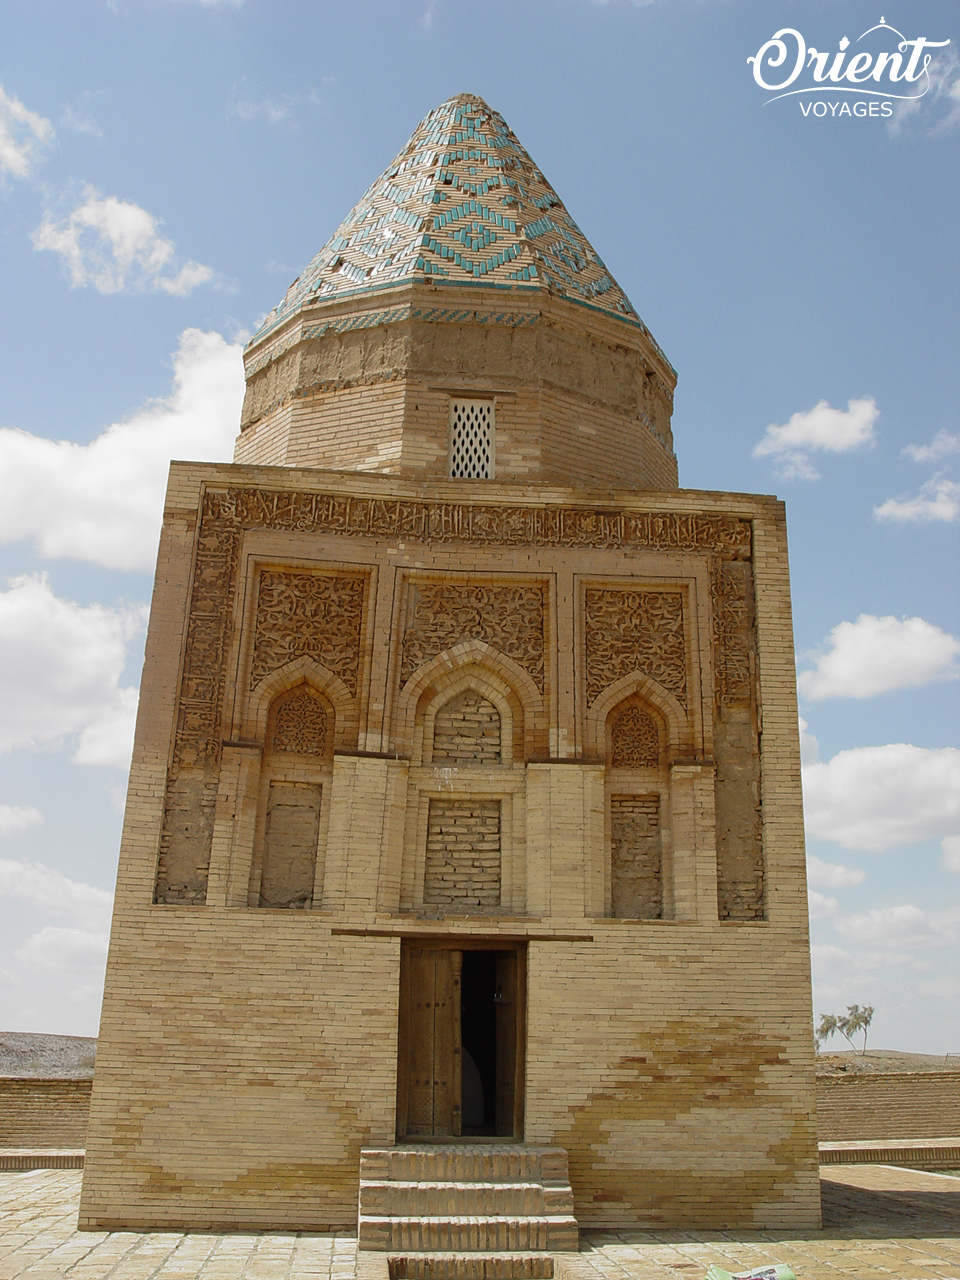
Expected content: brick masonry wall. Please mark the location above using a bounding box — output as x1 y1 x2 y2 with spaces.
610 794 661 919
432 691 501 763
423 799 502 909
816 1072 960 1142
235 287 679 491
0 1079 91 1148
79 468 819 1232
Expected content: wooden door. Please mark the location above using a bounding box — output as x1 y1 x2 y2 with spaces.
495 949 524 1137
397 946 462 1138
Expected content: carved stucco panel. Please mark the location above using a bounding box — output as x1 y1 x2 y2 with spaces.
250 571 366 694
610 705 660 769
271 687 329 755
400 581 545 691
711 558 753 709
584 588 687 707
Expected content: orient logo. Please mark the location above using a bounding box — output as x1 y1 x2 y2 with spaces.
748 16 950 117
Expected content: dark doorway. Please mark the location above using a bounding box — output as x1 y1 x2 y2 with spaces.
461 950 496 1135
396 943 524 1141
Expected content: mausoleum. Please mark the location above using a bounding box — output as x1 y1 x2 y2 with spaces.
79 94 820 1246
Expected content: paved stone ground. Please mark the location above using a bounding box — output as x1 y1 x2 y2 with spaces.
2 1166 959 1279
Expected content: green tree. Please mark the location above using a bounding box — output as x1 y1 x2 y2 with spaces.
838 1004 874 1055
814 1012 839 1052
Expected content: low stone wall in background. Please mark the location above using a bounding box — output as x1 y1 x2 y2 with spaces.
817 1071 960 1142
0 1078 92 1148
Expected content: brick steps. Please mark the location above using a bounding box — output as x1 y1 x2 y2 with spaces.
362 1181 574 1217
0 1149 85 1170
358 1145 578 1277
388 1253 556 1279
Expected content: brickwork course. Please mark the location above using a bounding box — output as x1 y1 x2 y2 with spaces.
80 93 819 1236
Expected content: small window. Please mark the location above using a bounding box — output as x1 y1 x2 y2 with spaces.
449 399 494 479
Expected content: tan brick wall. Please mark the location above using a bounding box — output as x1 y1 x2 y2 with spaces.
432 691 502 763
817 1072 960 1142
610 794 661 919
234 286 678 491
526 930 819 1230
0 1079 91 1148
80 466 818 1232
424 799 502 909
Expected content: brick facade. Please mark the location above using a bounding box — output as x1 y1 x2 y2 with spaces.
79 92 819 1234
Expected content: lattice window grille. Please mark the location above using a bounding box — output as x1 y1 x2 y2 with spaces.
449 400 494 478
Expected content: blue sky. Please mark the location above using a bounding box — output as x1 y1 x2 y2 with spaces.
0 0 958 1052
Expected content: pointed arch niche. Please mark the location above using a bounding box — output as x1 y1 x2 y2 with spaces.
398 660 530 916
247 681 335 909
603 693 672 920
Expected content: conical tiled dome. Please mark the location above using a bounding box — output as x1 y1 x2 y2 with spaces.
238 93 678 490
254 93 647 342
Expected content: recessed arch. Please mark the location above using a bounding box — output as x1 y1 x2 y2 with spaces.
243 656 358 751
606 697 665 771
585 670 687 763
393 640 544 762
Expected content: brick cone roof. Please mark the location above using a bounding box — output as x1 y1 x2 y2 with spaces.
254 93 654 344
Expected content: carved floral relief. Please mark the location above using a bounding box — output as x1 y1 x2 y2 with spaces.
400 581 545 691
251 571 366 694
584 588 687 706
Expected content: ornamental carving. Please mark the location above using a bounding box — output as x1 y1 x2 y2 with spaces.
270 687 329 756
171 518 242 770
201 487 752 554
610 705 660 769
584 588 686 706
711 559 753 708
400 581 545 691
157 484 750 903
251 571 365 694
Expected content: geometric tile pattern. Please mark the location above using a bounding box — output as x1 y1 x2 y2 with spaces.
254 94 647 342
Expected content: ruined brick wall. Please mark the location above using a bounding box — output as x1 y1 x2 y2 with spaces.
0 1079 91 1148
610 794 661 919
817 1072 960 1142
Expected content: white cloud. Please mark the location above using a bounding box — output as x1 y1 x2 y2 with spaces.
0 857 112 921
0 85 53 178
231 96 292 124
798 716 820 765
753 396 878 480
903 429 960 463
0 806 44 835
808 889 839 919
803 743 960 852
834 903 960 950
798 614 960 701
228 88 320 125
15 925 110 975
60 92 103 138
0 858 113 1035
875 475 960 523
33 187 214 295
0 328 244 571
943 836 960 874
890 46 960 134
807 854 866 889
0 573 146 767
